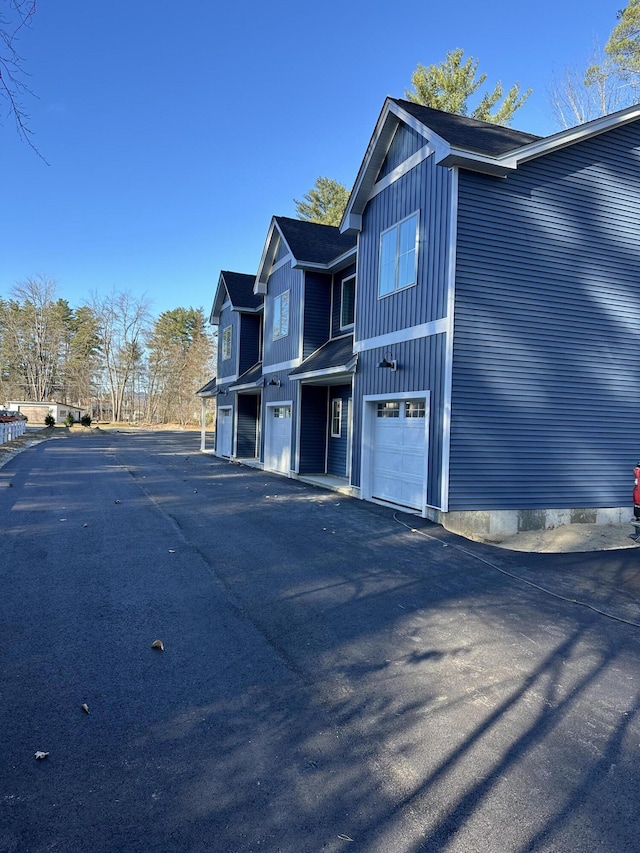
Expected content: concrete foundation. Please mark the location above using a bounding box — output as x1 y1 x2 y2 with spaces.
426 506 631 540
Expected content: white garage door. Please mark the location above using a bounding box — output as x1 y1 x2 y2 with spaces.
372 399 428 510
217 407 233 457
265 404 292 474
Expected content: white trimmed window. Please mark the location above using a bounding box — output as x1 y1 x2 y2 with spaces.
222 325 232 360
340 276 355 329
379 212 419 297
331 399 342 437
273 290 290 340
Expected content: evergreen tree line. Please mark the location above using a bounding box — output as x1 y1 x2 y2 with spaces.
0 275 216 425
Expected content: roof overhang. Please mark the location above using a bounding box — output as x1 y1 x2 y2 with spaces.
255 218 293 295
289 355 358 384
341 99 640 234
291 245 358 275
209 273 230 325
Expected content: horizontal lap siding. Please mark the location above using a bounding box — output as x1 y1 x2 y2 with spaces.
352 335 447 506
356 157 452 343
236 395 259 458
299 386 327 473
451 122 640 510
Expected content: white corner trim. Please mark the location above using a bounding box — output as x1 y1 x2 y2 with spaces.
441 166 458 514
354 318 449 353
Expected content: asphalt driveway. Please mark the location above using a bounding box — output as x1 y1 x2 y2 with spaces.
1 429 640 852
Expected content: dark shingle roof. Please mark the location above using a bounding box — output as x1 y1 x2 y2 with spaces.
274 217 356 265
230 362 263 389
391 98 541 157
195 377 218 396
221 271 262 310
289 335 356 376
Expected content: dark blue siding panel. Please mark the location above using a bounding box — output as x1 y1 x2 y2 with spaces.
331 263 357 338
352 334 447 506
238 314 261 374
299 385 327 473
236 394 260 458
303 272 331 358
451 121 640 510
378 124 427 179
356 157 452 343
327 384 351 477
263 262 302 368
217 304 241 380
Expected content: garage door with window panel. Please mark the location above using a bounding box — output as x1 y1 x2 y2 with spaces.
265 404 292 474
372 398 428 510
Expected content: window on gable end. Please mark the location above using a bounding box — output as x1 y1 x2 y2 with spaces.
378 212 419 297
273 290 290 340
340 275 355 329
222 325 232 360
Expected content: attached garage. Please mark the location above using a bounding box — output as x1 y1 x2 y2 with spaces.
362 394 429 512
264 402 292 474
216 406 233 457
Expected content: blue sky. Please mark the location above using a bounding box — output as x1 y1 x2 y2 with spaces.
1 0 625 318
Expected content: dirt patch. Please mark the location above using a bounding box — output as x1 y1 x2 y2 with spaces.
481 522 640 553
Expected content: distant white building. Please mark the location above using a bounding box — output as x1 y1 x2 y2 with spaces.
6 401 86 425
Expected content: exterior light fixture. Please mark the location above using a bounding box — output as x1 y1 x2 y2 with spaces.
268 378 281 386
377 353 398 371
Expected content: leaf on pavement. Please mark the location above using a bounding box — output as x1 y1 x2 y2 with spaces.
81 703 90 714
34 751 49 760
151 640 164 651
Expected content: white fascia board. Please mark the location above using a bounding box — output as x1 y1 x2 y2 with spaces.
340 100 402 230
437 147 515 177
500 103 640 167
254 218 277 294
354 317 449 353
209 275 229 324
290 362 356 382
217 372 239 384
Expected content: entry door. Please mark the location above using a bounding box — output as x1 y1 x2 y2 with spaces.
217 407 233 457
265 404 292 474
372 399 427 510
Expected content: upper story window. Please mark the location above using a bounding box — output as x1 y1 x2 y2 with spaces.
340 275 355 329
273 290 290 340
222 325 232 360
378 212 419 297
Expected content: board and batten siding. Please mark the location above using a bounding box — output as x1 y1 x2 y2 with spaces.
377 124 427 180
351 334 447 506
238 314 261 375
331 263 357 337
451 121 640 511
217 303 241 381
355 156 453 344
262 262 302 368
303 272 331 359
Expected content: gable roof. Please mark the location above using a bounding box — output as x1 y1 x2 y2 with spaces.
210 270 263 325
255 216 356 294
341 96 640 232
391 98 541 156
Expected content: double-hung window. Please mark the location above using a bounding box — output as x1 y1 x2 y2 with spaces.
273 290 290 340
222 325 232 360
378 212 419 297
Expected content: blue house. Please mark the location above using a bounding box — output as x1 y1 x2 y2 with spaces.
254 216 356 480
341 97 640 537
199 270 263 460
